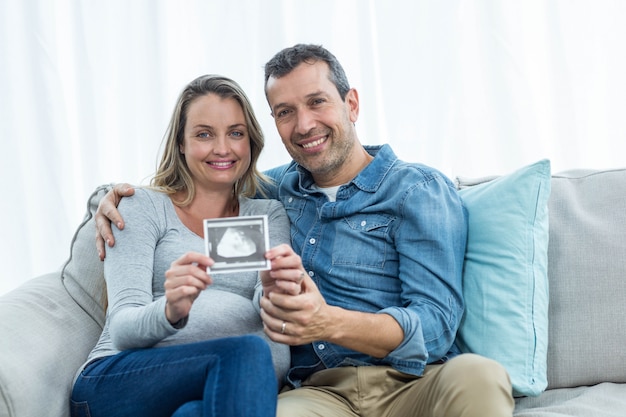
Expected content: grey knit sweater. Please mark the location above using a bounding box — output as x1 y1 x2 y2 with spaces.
81 188 291 382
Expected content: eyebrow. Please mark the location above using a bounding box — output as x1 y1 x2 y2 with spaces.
272 90 327 113
192 123 247 130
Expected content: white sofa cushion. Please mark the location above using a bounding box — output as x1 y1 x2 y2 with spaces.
545 168 626 389
60 184 109 327
514 383 626 417
0 273 102 417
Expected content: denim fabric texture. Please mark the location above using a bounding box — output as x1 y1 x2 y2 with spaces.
70 335 277 417
264 144 468 388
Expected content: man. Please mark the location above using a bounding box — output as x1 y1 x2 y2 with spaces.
96 44 514 416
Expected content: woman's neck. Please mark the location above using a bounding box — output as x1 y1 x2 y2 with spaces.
173 190 239 236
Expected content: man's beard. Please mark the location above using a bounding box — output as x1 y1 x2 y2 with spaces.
292 132 354 180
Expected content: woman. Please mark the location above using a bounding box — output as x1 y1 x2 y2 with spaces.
70 74 299 417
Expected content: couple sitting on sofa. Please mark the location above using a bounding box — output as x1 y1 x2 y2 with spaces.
82 43 514 417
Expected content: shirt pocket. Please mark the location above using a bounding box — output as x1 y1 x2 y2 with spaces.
332 213 394 270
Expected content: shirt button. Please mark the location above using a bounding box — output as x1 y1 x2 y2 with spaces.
308 271 314 277
288 197 293 203
317 344 325 350
360 220 366 227
309 238 316 245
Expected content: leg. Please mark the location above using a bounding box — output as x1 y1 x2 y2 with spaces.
171 401 202 417
277 368 360 417
71 335 277 417
387 353 514 417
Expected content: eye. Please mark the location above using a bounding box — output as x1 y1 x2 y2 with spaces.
230 131 245 138
311 98 325 106
276 109 291 118
197 132 211 139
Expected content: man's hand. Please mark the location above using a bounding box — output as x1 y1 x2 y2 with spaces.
95 183 135 260
260 271 333 346
260 245 405 358
260 244 307 298
164 252 213 325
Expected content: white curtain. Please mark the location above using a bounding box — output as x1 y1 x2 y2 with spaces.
2 0 625 295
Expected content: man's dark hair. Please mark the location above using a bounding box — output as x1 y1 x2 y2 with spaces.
264 44 351 100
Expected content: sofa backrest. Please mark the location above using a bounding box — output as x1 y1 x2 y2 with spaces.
455 163 626 395
546 168 626 389
59 171 626 393
60 184 109 328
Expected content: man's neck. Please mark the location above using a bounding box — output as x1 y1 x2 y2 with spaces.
313 145 374 187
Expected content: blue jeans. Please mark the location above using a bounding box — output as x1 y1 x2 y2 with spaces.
71 335 278 417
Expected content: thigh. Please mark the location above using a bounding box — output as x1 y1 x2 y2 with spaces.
277 368 360 417
72 342 220 417
72 336 277 417
277 366 415 417
278 387 358 417
387 353 514 417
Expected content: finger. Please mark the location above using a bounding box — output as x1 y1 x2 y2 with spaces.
95 230 106 261
270 267 306 285
113 183 136 198
265 243 296 261
172 251 213 269
95 191 124 249
166 264 213 289
259 296 289 321
259 307 299 343
95 213 116 253
267 276 318 310
260 311 304 345
98 184 135 232
102 204 125 231
273 278 303 295
165 287 198 322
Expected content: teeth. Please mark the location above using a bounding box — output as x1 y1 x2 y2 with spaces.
210 161 233 167
302 137 326 149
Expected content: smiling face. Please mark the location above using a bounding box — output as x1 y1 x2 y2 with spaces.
266 61 362 186
179 93 251 192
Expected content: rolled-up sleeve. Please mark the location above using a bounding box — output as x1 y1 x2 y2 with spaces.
380 173 467 373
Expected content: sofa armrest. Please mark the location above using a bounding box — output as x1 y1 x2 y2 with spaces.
0 273 102 417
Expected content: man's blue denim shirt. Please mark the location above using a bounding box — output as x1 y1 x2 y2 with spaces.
263 144 468 388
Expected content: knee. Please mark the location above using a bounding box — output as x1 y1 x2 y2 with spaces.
448 353 510 385
438 354 514 416
231 335 273 361
447 353 512 393
171 401 202 417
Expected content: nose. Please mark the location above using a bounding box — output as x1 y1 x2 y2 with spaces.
212 136 230 155
295 108 316 136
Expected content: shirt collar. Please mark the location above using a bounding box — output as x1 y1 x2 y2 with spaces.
295 144 397 192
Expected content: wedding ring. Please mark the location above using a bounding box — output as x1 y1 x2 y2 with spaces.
281 321 286 334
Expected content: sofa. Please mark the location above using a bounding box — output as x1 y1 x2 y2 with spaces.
1 162 626 417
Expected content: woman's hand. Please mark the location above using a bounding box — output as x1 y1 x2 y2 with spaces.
164 252 214 325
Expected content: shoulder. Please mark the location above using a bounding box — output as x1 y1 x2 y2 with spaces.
239 197 285 216
118 187 170 216
389 160 456 191
263 162 297 183
261 162 299 197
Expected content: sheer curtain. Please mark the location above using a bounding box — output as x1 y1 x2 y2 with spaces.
1 0 624 295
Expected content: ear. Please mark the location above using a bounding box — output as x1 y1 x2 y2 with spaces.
345 88 359 123
179 144 184 154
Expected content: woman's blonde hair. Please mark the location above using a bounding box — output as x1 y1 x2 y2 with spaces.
151 74 268 205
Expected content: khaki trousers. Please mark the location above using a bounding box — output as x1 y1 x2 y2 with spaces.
277 353 514 417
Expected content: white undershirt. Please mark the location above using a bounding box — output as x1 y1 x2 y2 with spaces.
311 184 341 202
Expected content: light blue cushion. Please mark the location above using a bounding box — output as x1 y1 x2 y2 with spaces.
455 159 551 397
